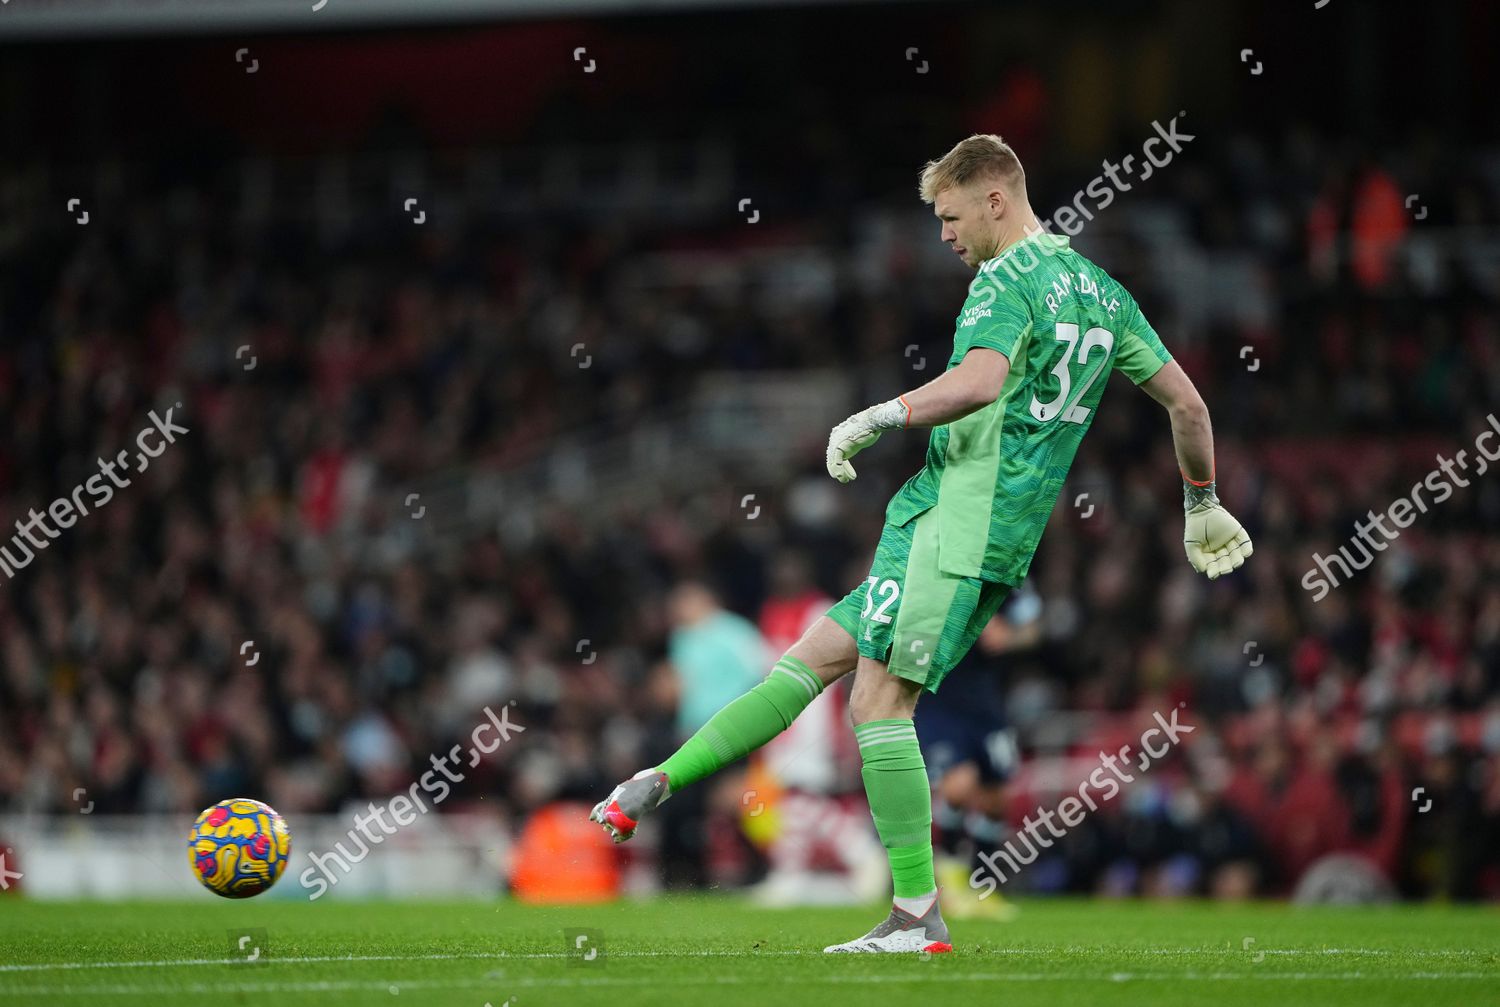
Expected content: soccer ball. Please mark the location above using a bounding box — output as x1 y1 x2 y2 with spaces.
188 798 291 898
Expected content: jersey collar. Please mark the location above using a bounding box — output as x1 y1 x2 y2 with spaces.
980 229 1069 270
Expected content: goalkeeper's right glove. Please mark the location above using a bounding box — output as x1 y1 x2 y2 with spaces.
1182 475 1253 579
825 397 910 484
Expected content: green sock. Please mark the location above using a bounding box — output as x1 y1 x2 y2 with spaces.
854 718 935 899
655 655 824 791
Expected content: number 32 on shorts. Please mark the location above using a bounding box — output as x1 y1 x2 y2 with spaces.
862 576 900 624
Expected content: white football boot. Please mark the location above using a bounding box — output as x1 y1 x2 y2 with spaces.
823 896 954 954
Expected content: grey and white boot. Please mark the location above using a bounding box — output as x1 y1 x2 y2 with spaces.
823 897 954 954
588 768 671 843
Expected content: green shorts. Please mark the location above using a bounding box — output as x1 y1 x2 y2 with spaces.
825 507 1013 693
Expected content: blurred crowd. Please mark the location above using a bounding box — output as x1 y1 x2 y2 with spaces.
0 112 1498 903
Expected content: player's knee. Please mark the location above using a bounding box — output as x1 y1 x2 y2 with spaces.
848 666 919 725
848 691 893 726
786 617 858 688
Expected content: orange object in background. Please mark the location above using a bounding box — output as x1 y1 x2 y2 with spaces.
1351 168 1409 291
739 759 784 849
510 801 620 904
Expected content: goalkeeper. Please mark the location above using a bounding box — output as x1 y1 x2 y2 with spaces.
591 133 1252 953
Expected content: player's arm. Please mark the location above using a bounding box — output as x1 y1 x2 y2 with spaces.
1138 360 1213 483
824 348 1009 483
1138 360 1254 579
901 348 1010 427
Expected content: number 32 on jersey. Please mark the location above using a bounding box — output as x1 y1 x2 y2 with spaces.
1029 322 1114 424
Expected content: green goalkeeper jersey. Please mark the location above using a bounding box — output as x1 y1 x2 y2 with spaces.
884 230 1173 584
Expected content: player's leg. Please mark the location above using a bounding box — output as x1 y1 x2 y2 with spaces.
850 656 934 908
590 613 858 842
823 653 958 953
655 615 856 788
826 509 1012 953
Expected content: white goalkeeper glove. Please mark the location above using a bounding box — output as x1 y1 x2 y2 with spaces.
1183 477 1253 579
825 398 910 483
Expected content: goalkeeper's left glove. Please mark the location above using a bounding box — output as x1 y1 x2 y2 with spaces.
825 397 910 483
1182 475 1253 579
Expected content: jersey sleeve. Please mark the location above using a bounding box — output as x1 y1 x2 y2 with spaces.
1112 298 1172 384
956 280 1032 361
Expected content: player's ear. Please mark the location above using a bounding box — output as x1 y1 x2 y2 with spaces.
987 186 1008 218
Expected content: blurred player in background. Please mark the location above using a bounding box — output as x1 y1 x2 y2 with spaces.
918 579 1041 921
593 134 1253 953
653 581 768 886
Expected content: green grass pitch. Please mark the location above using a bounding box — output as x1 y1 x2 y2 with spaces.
1 897 1497 1006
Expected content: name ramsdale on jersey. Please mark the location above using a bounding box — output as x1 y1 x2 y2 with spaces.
962 249 1122 326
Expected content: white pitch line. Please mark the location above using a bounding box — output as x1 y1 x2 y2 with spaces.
0 953 540 974
0 945 1492 974
2 970 1496 998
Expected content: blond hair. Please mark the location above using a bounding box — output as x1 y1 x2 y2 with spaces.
917 134 1026 204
